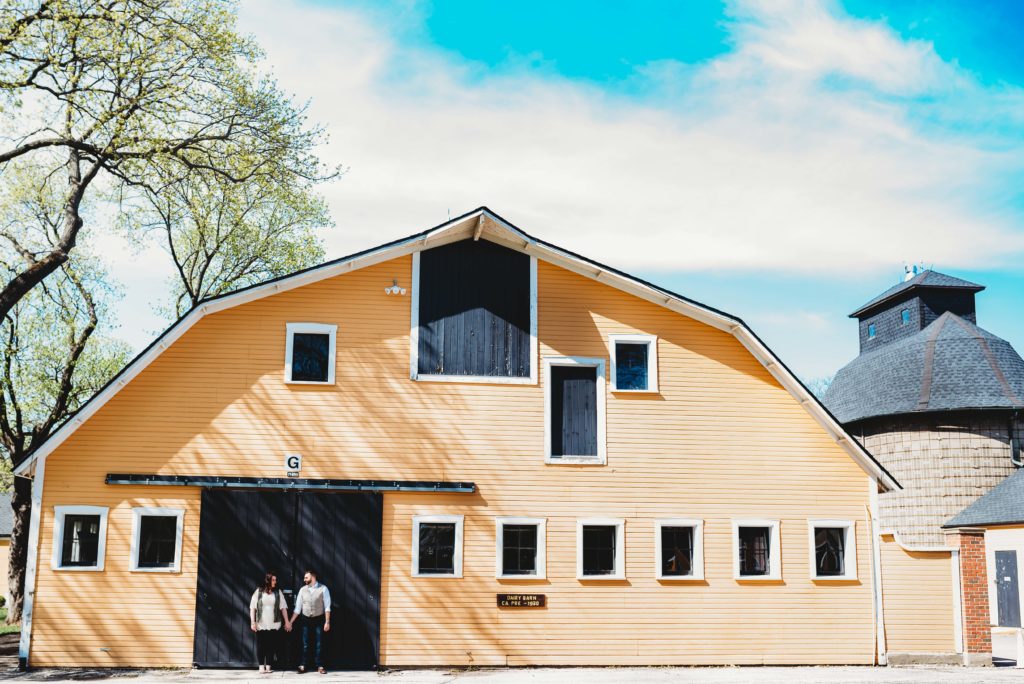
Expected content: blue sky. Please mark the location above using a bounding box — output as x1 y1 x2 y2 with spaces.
109 0 1024 381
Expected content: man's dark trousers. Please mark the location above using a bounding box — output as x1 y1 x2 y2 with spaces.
298 615 325 669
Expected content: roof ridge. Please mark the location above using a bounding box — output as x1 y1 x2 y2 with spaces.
916 312 951 410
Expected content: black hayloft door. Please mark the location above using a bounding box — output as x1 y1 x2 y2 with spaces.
193 489 382 668
995 550 1021 628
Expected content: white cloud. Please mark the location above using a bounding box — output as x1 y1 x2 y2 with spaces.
231 0 1024 281
721 0 960 94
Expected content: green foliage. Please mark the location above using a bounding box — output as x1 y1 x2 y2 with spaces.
0 0 337 323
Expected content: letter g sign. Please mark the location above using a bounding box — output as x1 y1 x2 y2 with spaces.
285 454 302 477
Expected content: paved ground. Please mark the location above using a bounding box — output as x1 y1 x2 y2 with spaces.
0 666 1022 683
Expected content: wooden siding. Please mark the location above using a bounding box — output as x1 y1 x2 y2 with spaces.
32 253 878 666
879 534 956 654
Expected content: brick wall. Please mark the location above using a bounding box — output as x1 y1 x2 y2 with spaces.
954 529 991 655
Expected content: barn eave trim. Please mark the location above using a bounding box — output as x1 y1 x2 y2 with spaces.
105 473 476 493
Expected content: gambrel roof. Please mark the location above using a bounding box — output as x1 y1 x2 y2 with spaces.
15 208 899 490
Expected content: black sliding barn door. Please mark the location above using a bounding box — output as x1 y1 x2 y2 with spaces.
193 489 382 669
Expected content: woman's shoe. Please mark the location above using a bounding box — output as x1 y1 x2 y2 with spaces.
318 667 326 674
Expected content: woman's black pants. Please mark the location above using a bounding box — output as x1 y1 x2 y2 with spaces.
255 629 280 666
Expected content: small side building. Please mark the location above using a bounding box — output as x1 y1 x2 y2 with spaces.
945 468 1024 664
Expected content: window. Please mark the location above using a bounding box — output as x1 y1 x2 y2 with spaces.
131 508 184 572
412 515 463 578
900 309 910 325
867 323 876 339
285 323 337 384
52 506 108 571
655 519 704 580
495 517 546 579
609 334 658 392
733 519 781 580
545 357 606 464
576 518 625 579
412 239 538 384
808 521 856 580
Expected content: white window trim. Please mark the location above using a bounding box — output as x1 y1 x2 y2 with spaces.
544 356 607 465
608 334 658 393
807 519 857 581
412 515 464 578
51 505 109 572
130 507 185 573
495 517 547 580
410 251 538 385
655 518 704 580
284 322 337 385
577 518 625 580
733 519 782 581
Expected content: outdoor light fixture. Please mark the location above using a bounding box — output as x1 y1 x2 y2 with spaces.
385 279 407 295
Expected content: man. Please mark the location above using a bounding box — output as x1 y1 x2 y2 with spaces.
289 569 331 674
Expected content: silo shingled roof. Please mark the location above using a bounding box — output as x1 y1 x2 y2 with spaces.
823 311 1024 424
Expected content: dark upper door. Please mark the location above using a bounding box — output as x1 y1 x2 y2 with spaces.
193 489 382 668
995 550 1021 628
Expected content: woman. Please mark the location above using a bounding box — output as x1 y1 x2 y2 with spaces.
249 571 291 673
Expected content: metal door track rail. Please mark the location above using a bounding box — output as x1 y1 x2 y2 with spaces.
105 473 476 493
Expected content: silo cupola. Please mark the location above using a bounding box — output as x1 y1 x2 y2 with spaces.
849 269 984 354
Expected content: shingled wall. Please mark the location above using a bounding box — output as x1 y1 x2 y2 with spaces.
853 412 1021 547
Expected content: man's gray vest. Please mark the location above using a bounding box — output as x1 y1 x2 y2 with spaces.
298 584 327 617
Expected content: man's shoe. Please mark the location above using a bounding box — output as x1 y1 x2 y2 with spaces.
297 665 305 674
318 667 326 674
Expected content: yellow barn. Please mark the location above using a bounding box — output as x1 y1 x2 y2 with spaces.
15 208 922 670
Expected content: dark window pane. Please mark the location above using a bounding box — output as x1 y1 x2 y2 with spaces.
418 522 456 574
61 514 100 567
291 333 330 382
138 516 179 568
814 527 846 576
551 366 598 457
418 239 530 377
582 525 617 576
660 526 694 576
501 524 538 575
615 343 648 390
738 526 771 576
